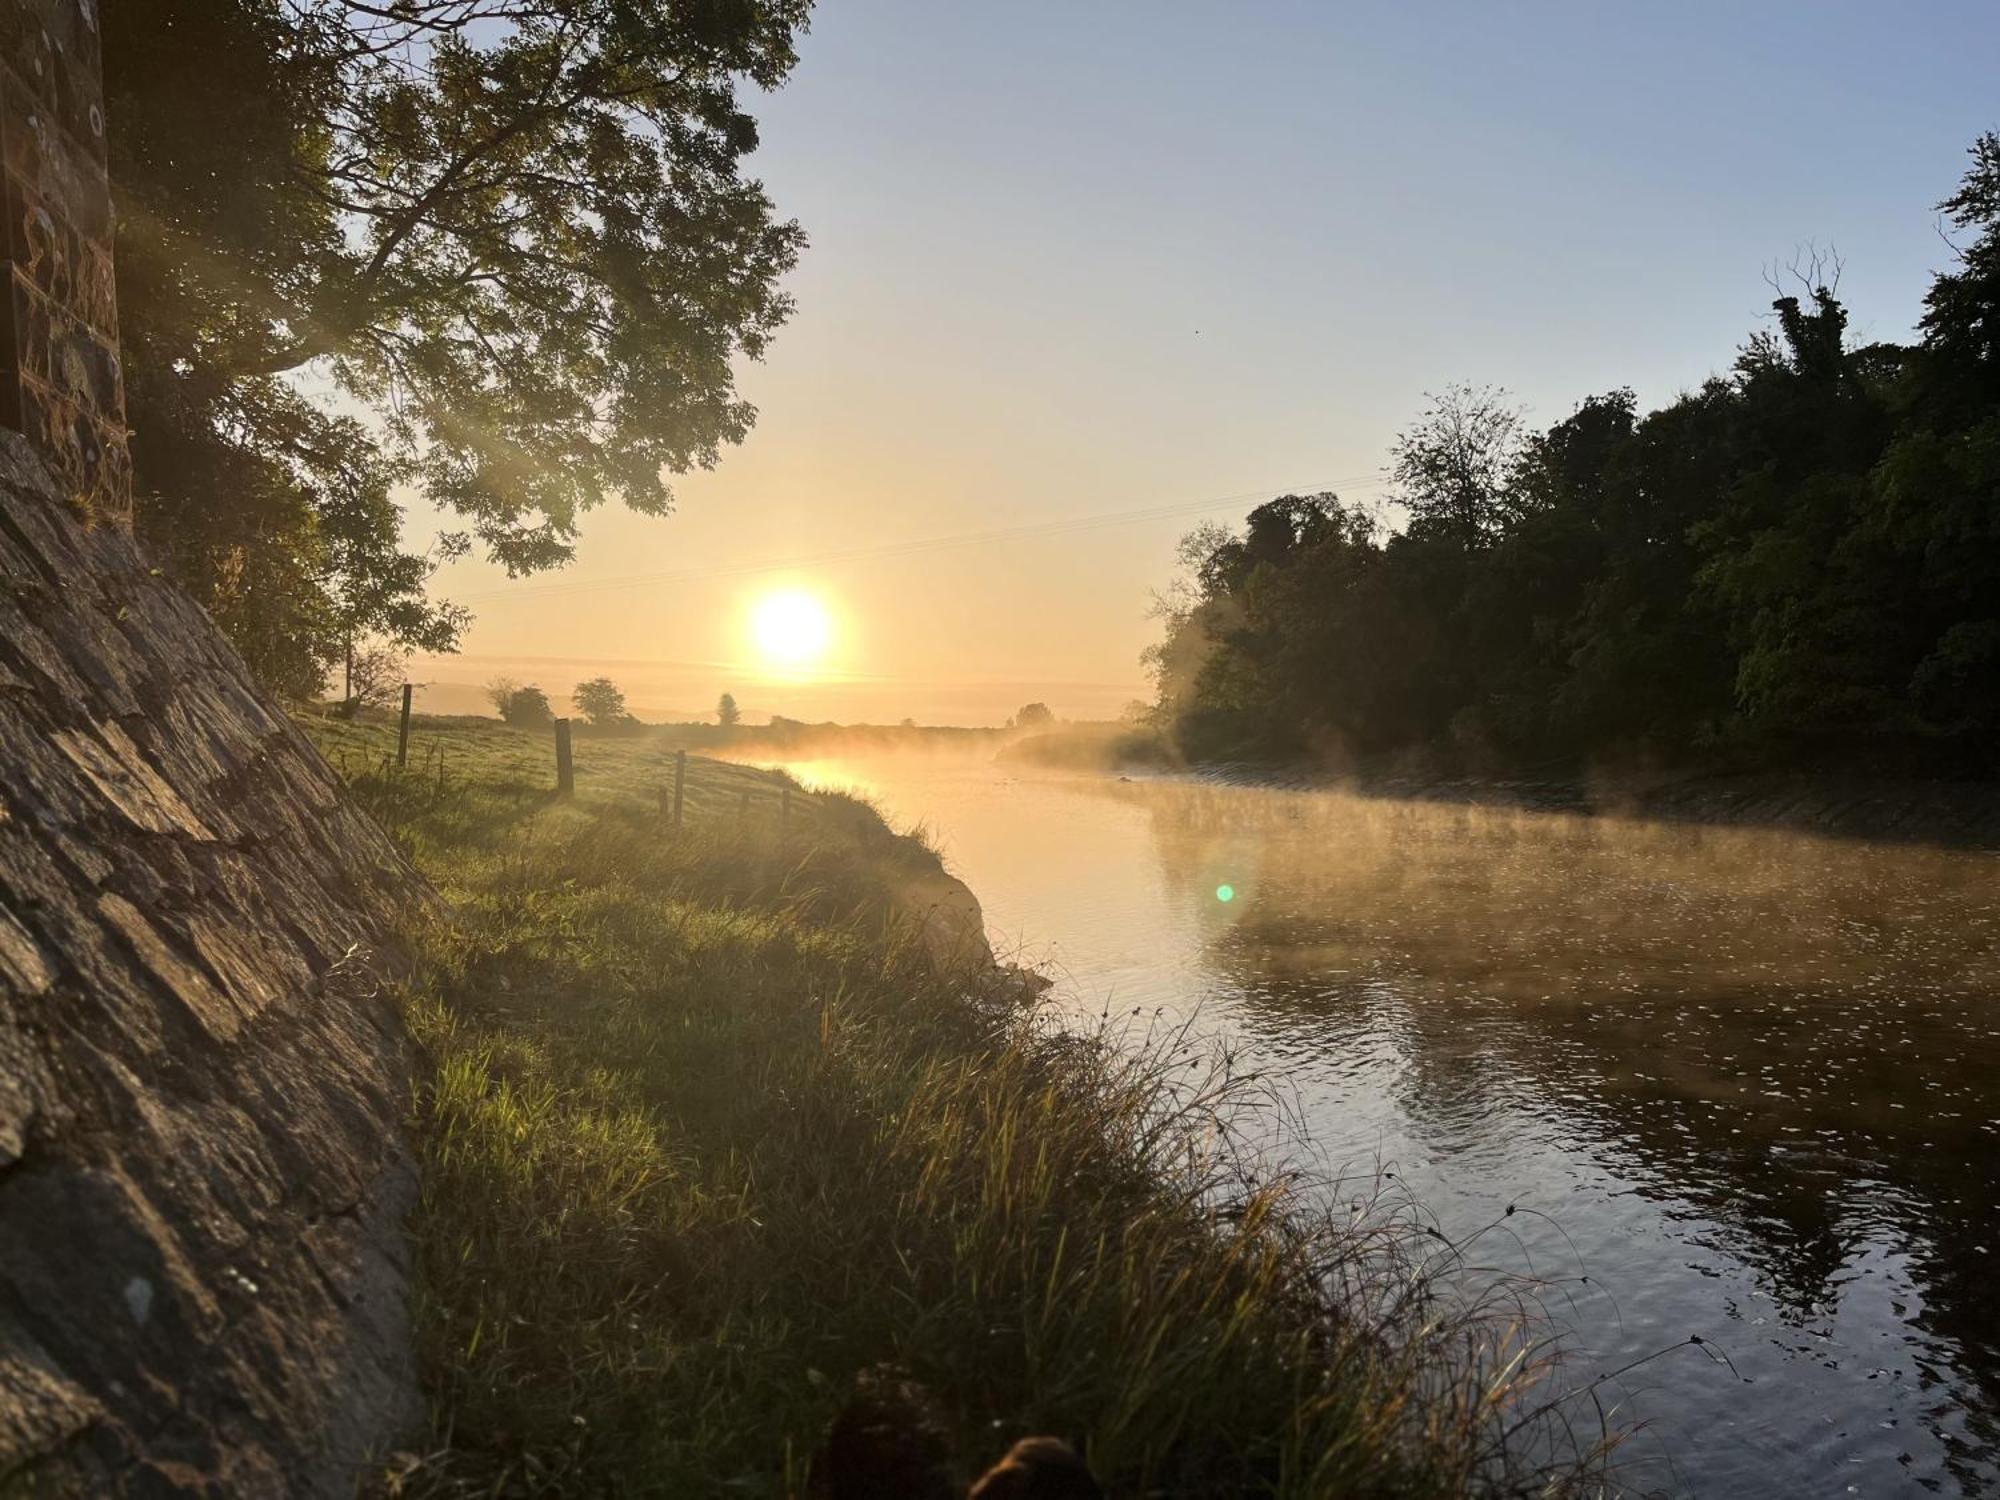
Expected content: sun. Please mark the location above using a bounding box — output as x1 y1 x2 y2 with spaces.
749 588 833 669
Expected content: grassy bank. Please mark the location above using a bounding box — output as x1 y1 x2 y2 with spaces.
303 713 1602 1498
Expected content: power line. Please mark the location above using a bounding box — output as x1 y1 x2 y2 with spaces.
453 475 1391 604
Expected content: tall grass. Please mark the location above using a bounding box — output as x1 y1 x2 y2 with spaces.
306 716 1615 1497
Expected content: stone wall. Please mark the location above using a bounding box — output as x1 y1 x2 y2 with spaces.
0 431 427 1493
0 0 128 520
0 6 432 1489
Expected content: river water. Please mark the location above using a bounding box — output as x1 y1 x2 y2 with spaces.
754 753 2000 1498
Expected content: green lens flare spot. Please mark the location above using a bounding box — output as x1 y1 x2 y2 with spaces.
1215 884 1235 903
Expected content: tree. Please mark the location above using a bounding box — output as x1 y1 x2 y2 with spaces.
572 677 628 725
1013 702 1056 729
1142 138 2000 779
717 692 741 727
1865 132 2000 746
1917 131 2000 397
103 1 810 686
331 643 407 718
497 684 555 730
1389 384 1525 546
484 677 521 717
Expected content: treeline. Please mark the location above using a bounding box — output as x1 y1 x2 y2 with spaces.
1149 134 2000 780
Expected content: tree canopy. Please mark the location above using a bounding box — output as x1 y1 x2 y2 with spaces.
103 0 811 695
572 677 628 725
1150 134 2000 780
487 678 554 729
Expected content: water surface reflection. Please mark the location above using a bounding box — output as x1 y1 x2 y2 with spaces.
759 756 2000 1498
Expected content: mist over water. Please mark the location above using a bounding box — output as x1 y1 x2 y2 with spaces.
749 749 2000 1498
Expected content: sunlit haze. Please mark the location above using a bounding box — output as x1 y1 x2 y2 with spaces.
36 7 2000 1494
750 588 835 672
406 1 2000 724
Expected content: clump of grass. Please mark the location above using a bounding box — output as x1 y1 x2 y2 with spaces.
307 717 1612 1497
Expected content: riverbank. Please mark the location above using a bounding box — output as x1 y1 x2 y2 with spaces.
1185 762 2000 850
300 714 1608 1497
1003 729 2000 849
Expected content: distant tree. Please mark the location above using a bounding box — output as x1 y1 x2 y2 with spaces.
1143 137 2000 778
900 717 918 729
1389 384 1525 545
498 684 555 730
572 678 628 725
484 677 521 717
331 644 406 718
1014 702 1056 729
717 692 741 727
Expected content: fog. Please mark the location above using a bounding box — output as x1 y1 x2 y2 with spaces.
739 750 2000 1498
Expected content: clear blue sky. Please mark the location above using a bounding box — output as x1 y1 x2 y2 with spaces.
417 1 2000 723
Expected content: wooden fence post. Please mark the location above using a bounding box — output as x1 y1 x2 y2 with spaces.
780 783 791 842
554 718 574 796
673 750 686 828
396 683 412 768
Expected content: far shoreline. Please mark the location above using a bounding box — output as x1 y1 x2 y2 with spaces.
1001 726 2000 850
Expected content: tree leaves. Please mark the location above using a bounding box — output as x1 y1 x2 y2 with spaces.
1150 135 2000 776
105 0 812 690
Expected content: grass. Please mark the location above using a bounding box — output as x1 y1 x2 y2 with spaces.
301 711 1612 1498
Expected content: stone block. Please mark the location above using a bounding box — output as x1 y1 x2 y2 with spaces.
0 0 106 167
0 0 125 518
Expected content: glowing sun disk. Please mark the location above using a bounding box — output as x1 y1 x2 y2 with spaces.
751 589 833 668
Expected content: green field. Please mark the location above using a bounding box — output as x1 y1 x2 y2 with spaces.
302 712 1602 1498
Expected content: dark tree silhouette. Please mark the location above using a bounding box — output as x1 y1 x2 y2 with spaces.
717 692 742 727
1149 133 2000 780
1388 384 1524 546
490 684 554 730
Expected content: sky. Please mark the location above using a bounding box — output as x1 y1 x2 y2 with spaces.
406 0 2000 726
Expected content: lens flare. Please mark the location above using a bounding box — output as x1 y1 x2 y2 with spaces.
1215 884 1235 903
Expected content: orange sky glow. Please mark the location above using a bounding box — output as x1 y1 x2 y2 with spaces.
403 2 1983 727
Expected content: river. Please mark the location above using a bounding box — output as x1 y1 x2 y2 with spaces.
751 751 2000 1498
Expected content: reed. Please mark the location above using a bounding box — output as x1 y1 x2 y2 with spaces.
306 715 1615 1497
